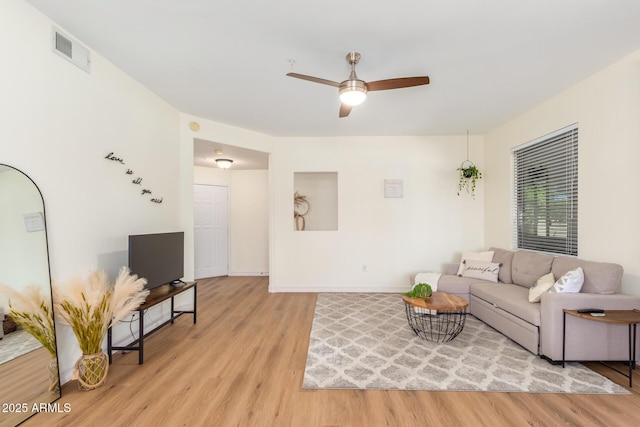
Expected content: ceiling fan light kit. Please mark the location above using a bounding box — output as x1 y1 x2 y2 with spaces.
339 80 367 106
286 51 429 117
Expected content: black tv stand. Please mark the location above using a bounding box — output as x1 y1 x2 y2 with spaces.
107 281 197 364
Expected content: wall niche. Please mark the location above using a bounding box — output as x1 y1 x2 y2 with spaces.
293 172 338 231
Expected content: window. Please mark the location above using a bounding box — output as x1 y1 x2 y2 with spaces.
512 125 578 256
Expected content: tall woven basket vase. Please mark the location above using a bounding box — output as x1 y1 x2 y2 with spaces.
49 357 60 393
74 352 109 390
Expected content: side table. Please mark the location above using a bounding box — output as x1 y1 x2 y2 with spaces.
563 309 640 387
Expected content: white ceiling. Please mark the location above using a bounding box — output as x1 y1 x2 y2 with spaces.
26 0 640 141
193 139 269 170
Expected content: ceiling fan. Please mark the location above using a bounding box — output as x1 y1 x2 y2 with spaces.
286 52 430 118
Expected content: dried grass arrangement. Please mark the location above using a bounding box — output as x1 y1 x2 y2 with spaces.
53 267 149 389
294 191 310 231
0 283 57 357
0 283 59 392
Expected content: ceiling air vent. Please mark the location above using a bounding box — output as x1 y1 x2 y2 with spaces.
51 27 90 73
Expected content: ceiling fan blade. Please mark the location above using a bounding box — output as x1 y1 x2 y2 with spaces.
339 103 352 118
286 73 340 87
366 76 430 92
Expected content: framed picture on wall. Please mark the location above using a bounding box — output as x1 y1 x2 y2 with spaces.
384 179 404 198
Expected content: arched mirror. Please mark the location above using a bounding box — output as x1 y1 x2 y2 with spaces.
0 164 60 426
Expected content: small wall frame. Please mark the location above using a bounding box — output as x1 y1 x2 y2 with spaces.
384 179 404 198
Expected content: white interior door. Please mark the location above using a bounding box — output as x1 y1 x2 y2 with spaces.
194 184 229 279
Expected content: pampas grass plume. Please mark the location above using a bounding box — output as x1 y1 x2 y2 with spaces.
53 267 149 355
111 267 149 325
0 283 57 357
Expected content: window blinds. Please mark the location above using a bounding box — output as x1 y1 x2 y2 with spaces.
512 126 578 256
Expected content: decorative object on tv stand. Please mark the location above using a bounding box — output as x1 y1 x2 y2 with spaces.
457 131 482 198
0 283 59 392
215 158 233 169
294 191 310 231
52 267 149 390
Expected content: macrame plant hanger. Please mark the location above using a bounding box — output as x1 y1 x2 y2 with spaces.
457 130 482 198
460 130 476 177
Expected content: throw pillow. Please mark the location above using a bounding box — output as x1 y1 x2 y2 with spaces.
460 260 501 282
456 250 495 276
528 272 555 303
551 267 585 293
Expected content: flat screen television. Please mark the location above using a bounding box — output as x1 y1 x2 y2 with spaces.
128 232 184 290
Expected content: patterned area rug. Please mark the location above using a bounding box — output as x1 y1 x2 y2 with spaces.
0 328 42 364
303 293 629 394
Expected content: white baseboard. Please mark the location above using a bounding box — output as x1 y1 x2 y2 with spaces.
229 271 269 277
268 284 408 293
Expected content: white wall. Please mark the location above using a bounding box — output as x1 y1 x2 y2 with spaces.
485 49 640 296
294 172 339 231
183 122 486 294
270 135 486 292
194 166 231 186
1 0 182 382
194 166 269 275
180 116 274 282
229 170 269 275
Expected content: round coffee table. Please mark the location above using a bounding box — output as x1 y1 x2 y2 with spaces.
402 292 469 342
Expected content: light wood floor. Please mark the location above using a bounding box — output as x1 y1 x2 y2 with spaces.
0 346 57 427
23 276 640 426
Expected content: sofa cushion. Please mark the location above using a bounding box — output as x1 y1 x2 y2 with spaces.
552 256 623 294
437 274 484 296
511 250 554 288
489 247 515 284
551 267 584 293
528 272 555 303
456 250 494 275
471 283 541 326
460 260 500 282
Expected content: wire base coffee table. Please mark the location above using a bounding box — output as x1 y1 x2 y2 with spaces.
402 292 469 342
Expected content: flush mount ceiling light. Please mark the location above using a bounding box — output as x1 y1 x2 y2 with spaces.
215 158 233 169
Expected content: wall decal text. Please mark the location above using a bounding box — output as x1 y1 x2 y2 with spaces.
105 152 164 204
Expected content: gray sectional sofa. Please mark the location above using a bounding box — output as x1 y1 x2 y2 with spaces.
432 247 640 363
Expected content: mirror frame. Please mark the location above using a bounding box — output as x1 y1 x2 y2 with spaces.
0 163 60 425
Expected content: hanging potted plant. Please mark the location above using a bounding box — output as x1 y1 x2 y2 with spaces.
457 161 482 198
53 267 149 390
457 131 482 198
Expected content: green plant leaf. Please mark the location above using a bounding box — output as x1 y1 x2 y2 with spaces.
402 283 432 298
